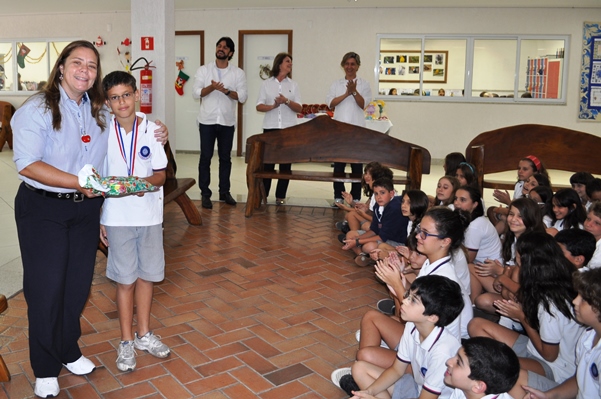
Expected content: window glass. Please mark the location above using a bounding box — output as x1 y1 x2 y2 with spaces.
0 40 72 93
379 37 423 97
376 34 569 104
0 43 14 91
518 39 565 99
472 39 517 98
424 39 466 98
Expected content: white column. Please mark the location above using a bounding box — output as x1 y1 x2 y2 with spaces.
131 0 176 147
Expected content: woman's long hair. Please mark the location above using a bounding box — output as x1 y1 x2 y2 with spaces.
41 40 106 131
501 198 545 263
516 231 577 331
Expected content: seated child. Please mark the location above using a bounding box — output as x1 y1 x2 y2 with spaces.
545 188 586 235
487 155 547 235
586 178 601 203
336 162 393 234
523 267 601 399
555 229 596 269
584 202 601 268
435 176 460 208
371 189 429 262
444 337 520 399
342 178 409 267
454 162 480 192
335 275 464 399
443 152 466 177
570 172 594 211
100 71 170 372
469 232 584 385
522 173 552 198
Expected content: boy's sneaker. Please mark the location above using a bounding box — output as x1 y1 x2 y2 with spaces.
355 253 374 267
134 331 170 358
339 374 361 396
331 198 344 208
116 341 136 372
376 298 396 316
331 367 351 389
338 233 347 244
335 221 350 233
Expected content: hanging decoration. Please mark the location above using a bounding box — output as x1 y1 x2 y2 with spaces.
174 59 189 96
117 38 132 72
94 36 106 47
17 44 31 68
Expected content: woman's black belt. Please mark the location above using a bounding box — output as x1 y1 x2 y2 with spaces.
24 182 85 202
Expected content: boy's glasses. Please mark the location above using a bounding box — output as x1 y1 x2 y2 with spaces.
108 92 133 103
415 224 444 240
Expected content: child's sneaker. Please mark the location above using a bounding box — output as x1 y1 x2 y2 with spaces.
134 331 170 358
116 341 136 372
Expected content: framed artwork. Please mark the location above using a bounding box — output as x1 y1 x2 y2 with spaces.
579 21 601 120
379 50 448 83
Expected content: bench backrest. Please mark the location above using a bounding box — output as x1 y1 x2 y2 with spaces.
246 115 431 172
466 124 601 190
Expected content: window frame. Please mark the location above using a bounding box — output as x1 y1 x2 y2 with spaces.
374 34 570 104
0 38 75 95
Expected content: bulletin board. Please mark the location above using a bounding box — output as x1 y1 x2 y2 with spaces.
579 21 601 121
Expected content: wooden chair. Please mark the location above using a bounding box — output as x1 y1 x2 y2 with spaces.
245 116 431 217
0 101 15 152
466 124 601 191
0 294 9 382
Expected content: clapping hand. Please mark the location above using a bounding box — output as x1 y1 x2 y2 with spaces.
494 299 524 322
493 189 511 205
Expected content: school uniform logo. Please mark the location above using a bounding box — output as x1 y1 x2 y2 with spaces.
139 146 151 160
591 362 599 381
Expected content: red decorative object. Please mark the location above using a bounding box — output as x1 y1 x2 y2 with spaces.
81 135 91 143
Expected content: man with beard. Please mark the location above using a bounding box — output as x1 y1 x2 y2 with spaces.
193 36 247 209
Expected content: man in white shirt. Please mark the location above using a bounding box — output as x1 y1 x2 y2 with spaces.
193 36 247 209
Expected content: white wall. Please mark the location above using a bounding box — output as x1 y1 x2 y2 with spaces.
1 7 600 159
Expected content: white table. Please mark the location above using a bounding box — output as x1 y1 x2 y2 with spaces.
297 115 393 134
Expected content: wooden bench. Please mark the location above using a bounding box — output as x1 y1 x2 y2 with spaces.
98 141 201 256
0 101 15 152
245 115 431 217
466 124 601 192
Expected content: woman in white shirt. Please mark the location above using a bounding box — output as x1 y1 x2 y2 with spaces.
256 53 302 205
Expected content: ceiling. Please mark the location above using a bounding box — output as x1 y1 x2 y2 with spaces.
4 0 601 15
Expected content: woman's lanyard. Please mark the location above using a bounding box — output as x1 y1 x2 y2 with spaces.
426 256 451 275
114 117 139 176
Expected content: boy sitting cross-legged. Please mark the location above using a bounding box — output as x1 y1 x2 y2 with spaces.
444 337 520 399
342 177 409 267
338 275 464 399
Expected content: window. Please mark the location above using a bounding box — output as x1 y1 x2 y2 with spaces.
0 40 71 93
376 34 568 103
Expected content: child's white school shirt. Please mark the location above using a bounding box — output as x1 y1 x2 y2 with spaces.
576 327 601 399
397 323 460 399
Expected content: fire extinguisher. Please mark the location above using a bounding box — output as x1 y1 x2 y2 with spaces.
131 57 155 114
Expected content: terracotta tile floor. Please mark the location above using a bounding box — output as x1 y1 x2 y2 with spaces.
0 201 389 398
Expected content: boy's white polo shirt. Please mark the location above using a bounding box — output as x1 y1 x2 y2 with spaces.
397 323 460 399
576 327 601 399
101 113 168 227
450 390 513 399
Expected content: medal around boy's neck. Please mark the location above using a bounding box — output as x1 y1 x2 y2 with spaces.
117 115 142 135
